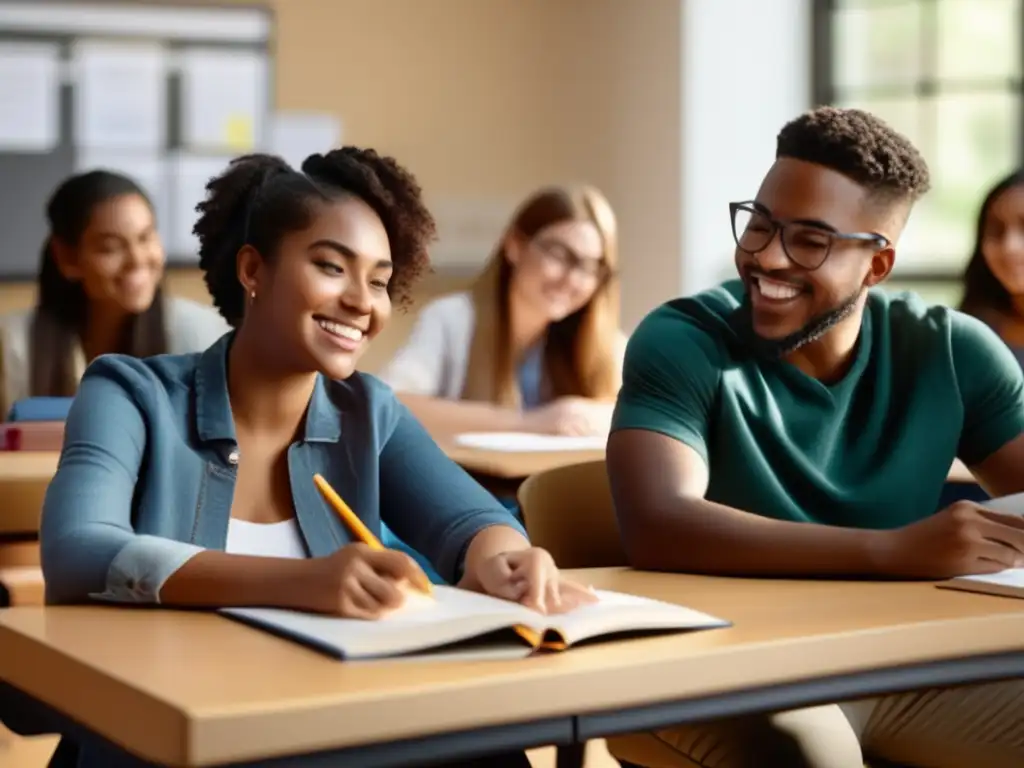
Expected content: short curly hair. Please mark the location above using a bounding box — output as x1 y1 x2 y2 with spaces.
776 106 931 205
193 147 435 327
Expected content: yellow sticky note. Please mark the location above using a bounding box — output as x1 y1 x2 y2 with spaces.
224 114 254 151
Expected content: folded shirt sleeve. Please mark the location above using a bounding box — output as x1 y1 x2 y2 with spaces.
40 358 203 605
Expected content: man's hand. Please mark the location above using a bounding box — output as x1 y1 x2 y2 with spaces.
876 501 1024 579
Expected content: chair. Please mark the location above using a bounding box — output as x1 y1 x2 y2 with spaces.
519 461 888 768
516 459 628 570
517 460 627 768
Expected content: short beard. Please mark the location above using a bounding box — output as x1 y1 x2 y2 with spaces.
739 288 863 359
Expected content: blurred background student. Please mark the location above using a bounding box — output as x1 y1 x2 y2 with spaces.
0 170 229 416
380 184 626 437
959 169 1024 366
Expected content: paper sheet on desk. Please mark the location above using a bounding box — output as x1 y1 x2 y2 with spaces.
980 493 1024 515
956 568 1024 587
453 432 606 452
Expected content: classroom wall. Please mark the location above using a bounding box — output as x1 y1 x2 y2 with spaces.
0 0 810 373
681 0 813 295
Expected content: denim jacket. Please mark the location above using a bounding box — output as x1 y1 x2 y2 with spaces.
40 332 525 606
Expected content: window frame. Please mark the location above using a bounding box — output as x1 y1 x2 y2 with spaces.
810 0 1024 283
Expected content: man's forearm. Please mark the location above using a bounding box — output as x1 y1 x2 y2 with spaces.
624 497 888 577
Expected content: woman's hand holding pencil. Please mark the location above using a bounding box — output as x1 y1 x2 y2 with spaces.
306 474 434 620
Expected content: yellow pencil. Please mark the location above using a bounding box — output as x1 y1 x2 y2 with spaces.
312 474 433 595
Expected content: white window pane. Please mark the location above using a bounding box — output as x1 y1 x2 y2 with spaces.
833 1 923 91
900 92 1019 271
882 279 963 306
937 0 1021 80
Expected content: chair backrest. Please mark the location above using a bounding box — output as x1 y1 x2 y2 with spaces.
516 459 628 569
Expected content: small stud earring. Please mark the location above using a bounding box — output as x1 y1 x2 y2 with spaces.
250 290 256 300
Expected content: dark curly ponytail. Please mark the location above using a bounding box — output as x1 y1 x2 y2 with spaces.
194 148 436 327
302 148 435 305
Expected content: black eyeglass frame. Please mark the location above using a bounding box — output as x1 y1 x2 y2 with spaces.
532 237 615 283
729 201 890 271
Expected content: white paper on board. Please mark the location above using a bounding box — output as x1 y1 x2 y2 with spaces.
269 112 342 169
0 42 60 152
74 149 171 240
167 154 234 261
71 40 166 149
180 48 267 152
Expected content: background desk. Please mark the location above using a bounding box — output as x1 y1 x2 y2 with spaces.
0 449 981 524
439 438 604 497
0 453 57 537
2 569 1024 767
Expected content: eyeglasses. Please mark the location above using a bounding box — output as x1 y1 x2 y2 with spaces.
533 238 612 282
729 201 889 271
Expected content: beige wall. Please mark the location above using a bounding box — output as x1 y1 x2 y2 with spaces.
0 0 684 371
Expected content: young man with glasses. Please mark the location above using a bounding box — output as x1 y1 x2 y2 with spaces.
606 106 1024 767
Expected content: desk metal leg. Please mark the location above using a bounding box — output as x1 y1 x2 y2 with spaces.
555 743 586 768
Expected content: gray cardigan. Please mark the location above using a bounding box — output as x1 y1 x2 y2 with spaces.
0 295 230 415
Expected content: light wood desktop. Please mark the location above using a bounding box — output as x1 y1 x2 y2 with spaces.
441 439 604 481
946 458 976 484
1 569 1023 767
0 452 58 536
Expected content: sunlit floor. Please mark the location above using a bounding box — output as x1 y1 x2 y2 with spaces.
0 724 57 767
0 725 619 768
529 741 619 768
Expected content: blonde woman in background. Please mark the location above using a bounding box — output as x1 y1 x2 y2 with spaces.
381 184 626 436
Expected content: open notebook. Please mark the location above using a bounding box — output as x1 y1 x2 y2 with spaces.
453 432 606 452
939 492 1024 599
222 585 729 661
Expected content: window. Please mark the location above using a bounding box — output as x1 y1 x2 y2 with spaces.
814 0 1024 278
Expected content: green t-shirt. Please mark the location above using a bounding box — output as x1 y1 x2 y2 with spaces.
612 280 1024 528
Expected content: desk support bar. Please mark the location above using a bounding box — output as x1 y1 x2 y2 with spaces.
581 651 1024 741
578 650 1024 740
0 678 572 767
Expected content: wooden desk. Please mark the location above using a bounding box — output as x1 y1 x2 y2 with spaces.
0 452 58 535
441 441 603 481
946 458 974 484
2 569 1024 767
442 436 980 490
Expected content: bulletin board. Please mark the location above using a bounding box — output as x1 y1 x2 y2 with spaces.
0 1 273 279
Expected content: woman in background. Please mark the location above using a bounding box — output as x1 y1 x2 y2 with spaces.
380 184 626 436
959 169 1024 365
0 170 229 416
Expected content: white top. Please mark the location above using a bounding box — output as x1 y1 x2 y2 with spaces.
225 518 308 559
0 295 230 415
379 291 629 400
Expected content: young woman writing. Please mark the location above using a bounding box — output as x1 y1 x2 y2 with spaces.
40 149 593 768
